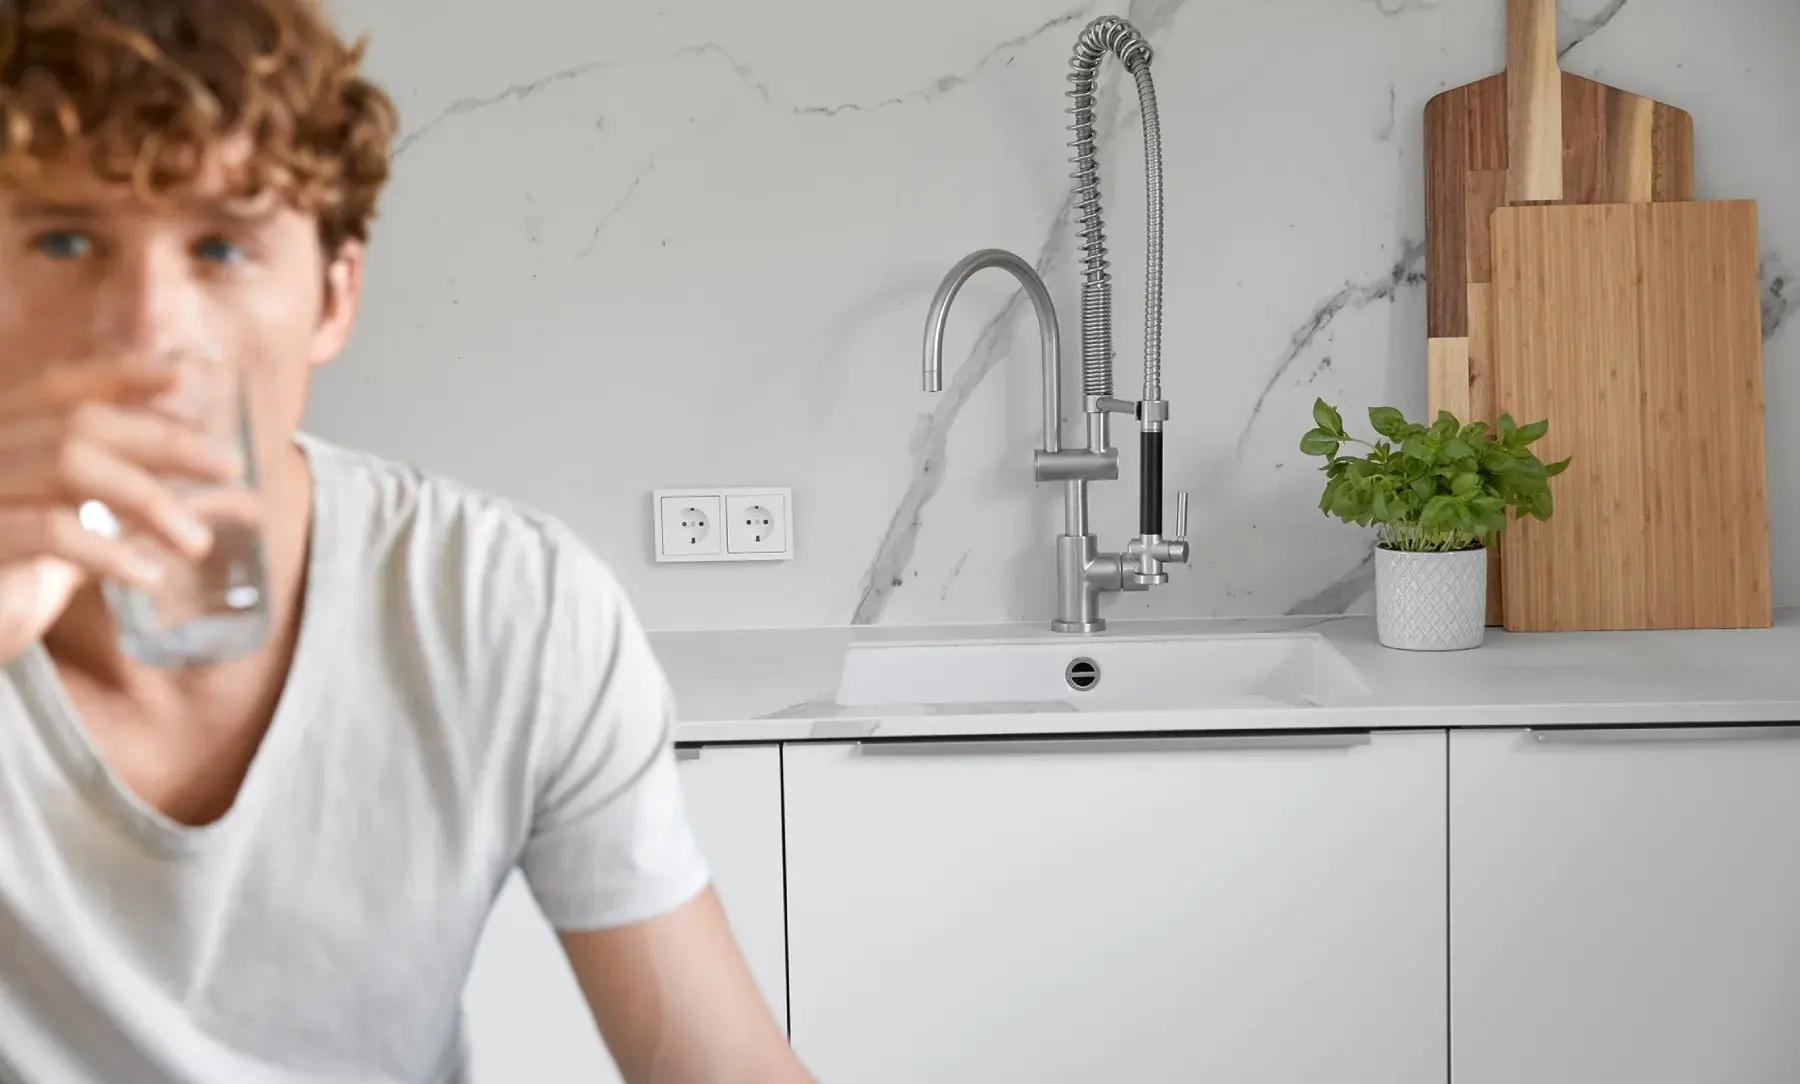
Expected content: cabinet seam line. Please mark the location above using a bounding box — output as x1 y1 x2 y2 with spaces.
779 743 793 1039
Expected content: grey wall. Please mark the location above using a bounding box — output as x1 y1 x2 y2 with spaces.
311 0 1800 630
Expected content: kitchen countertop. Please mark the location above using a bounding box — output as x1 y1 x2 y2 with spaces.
651 611 1800 744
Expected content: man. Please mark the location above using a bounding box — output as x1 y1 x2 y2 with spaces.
0 1 813 1081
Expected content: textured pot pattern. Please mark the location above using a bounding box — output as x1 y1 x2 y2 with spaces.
1374 546 1488 651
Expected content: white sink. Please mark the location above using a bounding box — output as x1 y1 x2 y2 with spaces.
834 633 1369 713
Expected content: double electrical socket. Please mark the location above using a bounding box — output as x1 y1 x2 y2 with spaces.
654 487 794 563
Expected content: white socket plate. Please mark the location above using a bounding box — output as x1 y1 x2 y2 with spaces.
654 487 794 563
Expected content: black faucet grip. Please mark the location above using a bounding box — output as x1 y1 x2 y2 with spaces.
1139 429 1163 536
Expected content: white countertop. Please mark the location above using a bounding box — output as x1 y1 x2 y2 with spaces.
651 612 1800 744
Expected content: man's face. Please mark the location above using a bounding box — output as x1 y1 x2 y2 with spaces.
0 145 364 471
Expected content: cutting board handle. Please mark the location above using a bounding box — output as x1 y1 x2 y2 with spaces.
1507 0 1564 202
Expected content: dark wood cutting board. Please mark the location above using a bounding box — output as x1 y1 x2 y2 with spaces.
1423 0 1695 624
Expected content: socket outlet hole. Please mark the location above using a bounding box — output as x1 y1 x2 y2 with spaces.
678 507 710 545
741 505 774 544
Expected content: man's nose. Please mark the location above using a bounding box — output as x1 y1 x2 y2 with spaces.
93 244 211 359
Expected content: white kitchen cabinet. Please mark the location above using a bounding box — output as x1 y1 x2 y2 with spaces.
463 743 788 1083
672 743 790 1027
783 731 1448 1084
1451 726 1800 1084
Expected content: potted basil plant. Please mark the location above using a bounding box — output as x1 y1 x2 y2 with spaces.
1300 399 1569 651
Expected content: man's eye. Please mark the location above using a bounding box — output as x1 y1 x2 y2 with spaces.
196 236 246 265
33 231 93 259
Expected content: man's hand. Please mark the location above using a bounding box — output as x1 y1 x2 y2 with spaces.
0 363 239 664
560 886 814 1084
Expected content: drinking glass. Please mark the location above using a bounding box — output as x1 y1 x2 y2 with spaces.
85 347 271 667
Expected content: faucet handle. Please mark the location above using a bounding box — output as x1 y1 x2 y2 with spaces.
1174 491 1188 540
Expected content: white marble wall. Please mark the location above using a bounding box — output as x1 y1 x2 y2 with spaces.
310 0 1800 630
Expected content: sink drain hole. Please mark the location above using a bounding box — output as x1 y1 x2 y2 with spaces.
1065 657 1101 692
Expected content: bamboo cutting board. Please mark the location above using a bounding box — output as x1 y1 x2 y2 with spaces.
1424 0 1695 623
1490 201 1771 632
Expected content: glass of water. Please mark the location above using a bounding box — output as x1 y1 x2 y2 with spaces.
89 347 271 667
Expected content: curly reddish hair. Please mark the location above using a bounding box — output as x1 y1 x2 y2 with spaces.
0 0 398 251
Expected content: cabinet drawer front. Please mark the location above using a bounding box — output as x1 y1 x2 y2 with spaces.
1451 729 1800 1084
784 732 1448 1084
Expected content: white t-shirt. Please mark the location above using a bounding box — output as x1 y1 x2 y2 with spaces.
0 434 711 1082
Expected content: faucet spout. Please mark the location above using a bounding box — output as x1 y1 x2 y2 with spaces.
1067 17 1163 412
1067 14 1173 575
922 248 1063 456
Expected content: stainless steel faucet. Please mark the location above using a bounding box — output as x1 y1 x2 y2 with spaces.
922 16 1187 635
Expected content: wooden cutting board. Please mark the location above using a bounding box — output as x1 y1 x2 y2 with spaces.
1490 200 1771 632
1423 0 1696 624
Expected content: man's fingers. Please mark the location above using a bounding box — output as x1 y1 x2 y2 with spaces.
64 401 242 480
0 363 179 420
0 405 239 493
0 364 251 613
0 507 165 591
0 438 214 560
181 487 265 531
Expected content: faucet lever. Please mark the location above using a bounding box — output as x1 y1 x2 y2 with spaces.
1174 491 1188 540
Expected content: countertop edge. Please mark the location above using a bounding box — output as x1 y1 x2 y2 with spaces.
673 700 1800 744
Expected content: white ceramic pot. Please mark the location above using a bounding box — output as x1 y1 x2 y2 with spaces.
1374 546 1488 651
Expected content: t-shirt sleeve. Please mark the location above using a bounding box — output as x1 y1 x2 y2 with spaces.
517 531 711 932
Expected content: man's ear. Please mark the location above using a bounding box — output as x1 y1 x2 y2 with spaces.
312 240 365 368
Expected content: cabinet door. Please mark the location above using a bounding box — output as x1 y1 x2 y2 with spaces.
784 732 1447 1084
463 744 788 1083
673 744 790 1027
1452 726 1800 1084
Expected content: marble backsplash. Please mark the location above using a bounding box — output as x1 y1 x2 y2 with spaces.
309 0 1800 630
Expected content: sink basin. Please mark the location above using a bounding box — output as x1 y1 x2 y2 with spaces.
834 633 1369 713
